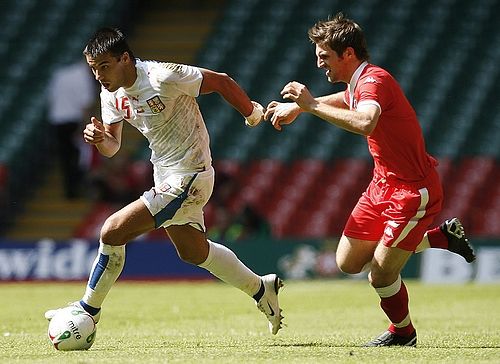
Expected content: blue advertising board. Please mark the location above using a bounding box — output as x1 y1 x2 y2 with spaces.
0 238 498 282
0 239 211 281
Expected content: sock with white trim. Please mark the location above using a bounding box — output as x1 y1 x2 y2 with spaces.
374 275 415 337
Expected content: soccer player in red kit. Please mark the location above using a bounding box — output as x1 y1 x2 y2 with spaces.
265 12 475 347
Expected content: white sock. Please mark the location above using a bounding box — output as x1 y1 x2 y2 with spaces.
82 242 125 309
198 240 261 297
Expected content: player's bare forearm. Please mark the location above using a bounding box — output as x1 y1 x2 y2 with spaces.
265 101 302 131
280 82 377 135
308 102 376 135
315 92 348 109
220 80 254 117
83 117 122 157
199 69 253 117
264 93 347 131
94 134 121 157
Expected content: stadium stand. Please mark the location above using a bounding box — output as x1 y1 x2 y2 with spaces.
0 0 135 238
2 0 499 240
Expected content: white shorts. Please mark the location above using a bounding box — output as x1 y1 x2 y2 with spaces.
140 166 214 231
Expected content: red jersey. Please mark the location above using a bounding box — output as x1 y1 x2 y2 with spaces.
344 63 437 183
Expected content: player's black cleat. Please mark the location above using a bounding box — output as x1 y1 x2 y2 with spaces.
440 218 476 263
363 330 417 347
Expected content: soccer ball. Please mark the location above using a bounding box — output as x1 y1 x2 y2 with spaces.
47 307 97 351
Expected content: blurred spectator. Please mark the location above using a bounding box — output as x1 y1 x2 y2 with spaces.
208 204 270 242
211 170 238 206
236 205 272 240
207 170 271 241
47 60 96 199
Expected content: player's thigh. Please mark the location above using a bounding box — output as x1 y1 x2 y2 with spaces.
369 244 413 288
101 198 155 244
165 224 209 265
381 179 443 251
336 234 378 274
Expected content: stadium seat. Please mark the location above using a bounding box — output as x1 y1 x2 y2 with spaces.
227 159 284 212
437 157 496 227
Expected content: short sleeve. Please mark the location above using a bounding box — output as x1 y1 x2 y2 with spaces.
154 63 203 98
356 75 388 112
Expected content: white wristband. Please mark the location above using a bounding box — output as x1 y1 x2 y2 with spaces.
245 101 264 127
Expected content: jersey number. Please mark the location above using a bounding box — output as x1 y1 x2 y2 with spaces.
115 97 131 119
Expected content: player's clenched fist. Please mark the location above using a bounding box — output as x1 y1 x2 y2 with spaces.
264 101 302 131
280 81 316 111
83 117 105 145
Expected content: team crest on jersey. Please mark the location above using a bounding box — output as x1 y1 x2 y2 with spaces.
146 95 165 114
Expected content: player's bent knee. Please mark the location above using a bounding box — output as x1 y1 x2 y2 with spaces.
336 257 363 274
337 263 363 274
100 215 128 245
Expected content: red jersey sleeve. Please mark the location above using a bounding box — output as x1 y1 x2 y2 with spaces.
356 74 388 112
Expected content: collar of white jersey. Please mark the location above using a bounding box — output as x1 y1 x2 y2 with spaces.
348 61 369 95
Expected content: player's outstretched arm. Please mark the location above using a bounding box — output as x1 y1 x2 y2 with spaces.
83 117 123 157
279 81 378 136
265 84 347 131
199 68 264 127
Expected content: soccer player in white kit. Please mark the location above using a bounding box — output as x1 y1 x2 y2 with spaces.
45 27 284 335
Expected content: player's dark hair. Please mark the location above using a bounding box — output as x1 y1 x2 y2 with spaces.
83 27 135 62
308 12 370 61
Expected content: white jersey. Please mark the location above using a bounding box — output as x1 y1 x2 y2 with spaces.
100 60 211 172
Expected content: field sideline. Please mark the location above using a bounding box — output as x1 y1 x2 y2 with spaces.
1 280 499 363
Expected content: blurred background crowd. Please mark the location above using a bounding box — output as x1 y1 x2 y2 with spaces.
0 0 498 253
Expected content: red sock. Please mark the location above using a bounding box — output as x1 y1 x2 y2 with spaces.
377 278 415 337
427 226 448 249
388 323 414 336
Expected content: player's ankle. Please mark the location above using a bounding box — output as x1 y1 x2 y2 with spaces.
79 300 100 316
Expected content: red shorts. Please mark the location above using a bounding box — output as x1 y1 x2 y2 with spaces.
343 169 443 251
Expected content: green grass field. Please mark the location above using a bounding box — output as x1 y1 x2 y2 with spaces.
1 280 499 363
